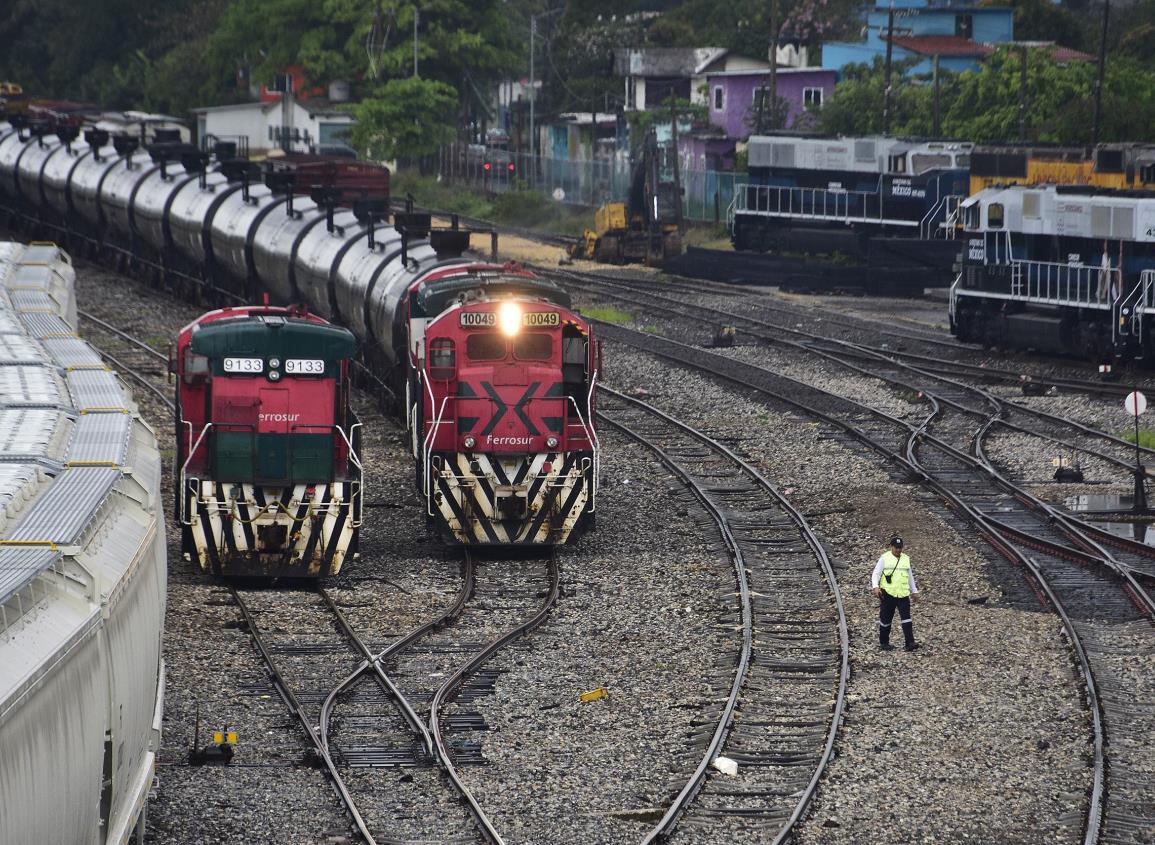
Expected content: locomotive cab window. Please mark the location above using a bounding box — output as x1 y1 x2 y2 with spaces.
562 329 588 394
987 203 1004 229
963 202 980 230
465 333 506 361
888 154 907 174
513 333 552 361
911 153 951 175
428 338 456 379
183 349 210 384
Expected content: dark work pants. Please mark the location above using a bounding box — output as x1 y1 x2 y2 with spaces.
878 592 914 647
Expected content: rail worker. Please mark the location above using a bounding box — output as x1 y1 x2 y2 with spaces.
871 536 921 652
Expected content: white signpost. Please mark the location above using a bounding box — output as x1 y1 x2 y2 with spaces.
1125 391 1148 511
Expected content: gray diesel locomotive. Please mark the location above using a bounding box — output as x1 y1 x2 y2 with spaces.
950 184 1155 362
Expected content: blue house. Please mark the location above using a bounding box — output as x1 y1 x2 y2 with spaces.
822 0 1015 76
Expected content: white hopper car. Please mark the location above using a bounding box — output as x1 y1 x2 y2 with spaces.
0 242 166 843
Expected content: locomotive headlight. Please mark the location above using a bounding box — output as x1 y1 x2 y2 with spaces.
463 435 476 449
546 436 558 448
268 370 281 381
269 358 280 368
499 301 522 336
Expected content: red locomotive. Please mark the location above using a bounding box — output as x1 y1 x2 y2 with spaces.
173 304 361 576
414 278 599 545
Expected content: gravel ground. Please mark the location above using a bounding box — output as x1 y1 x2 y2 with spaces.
51 245 1153 844
70 258 741 844
452 428 737 844
597 341 1092 844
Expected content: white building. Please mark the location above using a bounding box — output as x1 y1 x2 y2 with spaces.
191 97 356 158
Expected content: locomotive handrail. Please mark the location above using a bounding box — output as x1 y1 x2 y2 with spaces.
1115 270 1155 347
422 390 450 516
733 182 914 227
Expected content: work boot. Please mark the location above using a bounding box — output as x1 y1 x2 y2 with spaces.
904 642 920 652
879 643 895 651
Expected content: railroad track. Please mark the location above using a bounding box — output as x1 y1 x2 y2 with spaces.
559 273 1155 507
560 266 1155 391
598 386 848 844
76 308 570 842
595 320 1155 844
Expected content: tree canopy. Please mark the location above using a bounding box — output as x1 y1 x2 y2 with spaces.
2 0 1154 155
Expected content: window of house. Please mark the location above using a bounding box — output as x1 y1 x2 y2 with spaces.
955 14 973 39
713 86 724 111
987 203 1004 229
803 87 824 108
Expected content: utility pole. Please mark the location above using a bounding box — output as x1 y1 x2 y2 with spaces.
1018 46 1028 142
413 5 419 77
932 54 940 137
1092 0 1110 146
769 0 779 130
882 1 895 135
529 14 536 156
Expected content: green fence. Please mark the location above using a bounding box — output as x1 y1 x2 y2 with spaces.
439 143 740 224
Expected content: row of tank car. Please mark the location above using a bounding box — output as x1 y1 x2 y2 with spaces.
0 105 601 578
729 133 1155 362
0 241 166 844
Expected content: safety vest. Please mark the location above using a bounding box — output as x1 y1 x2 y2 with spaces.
881 552 912 597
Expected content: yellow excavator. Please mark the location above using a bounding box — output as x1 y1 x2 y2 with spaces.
0 82 27 120
570 129 682 266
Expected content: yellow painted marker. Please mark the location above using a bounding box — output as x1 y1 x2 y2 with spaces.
580 687 609 703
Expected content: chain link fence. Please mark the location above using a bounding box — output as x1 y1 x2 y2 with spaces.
438 143 740 225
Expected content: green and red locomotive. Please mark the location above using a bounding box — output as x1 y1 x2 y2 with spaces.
173 304 361 577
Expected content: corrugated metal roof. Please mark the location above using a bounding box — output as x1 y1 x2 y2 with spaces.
6 466 120 544
18 313 73 339
0 464 42 517
0 311 23 334
41 337 104 368
0 546 61 606
0 335 44 363
9 290 57 312
885 35 993 57
66 413 131 465
19 245 63 265
8 265 54 289
0 410 63 460
66 370 128 412
0 366 63 408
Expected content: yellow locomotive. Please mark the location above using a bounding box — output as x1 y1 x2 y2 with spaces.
969 143 1155 194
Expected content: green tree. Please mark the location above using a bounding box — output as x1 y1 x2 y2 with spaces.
818 48 1155 143
815 57 926 136
350 76 458 160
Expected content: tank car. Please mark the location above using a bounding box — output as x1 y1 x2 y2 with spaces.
0 240 165 844
950 184 1155 361
0 112 603 549
173 304 361 576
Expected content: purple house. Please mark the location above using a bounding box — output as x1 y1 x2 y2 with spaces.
702 68 838 138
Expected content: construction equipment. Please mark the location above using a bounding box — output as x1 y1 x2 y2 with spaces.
569 129 682 266
0 82 27 120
